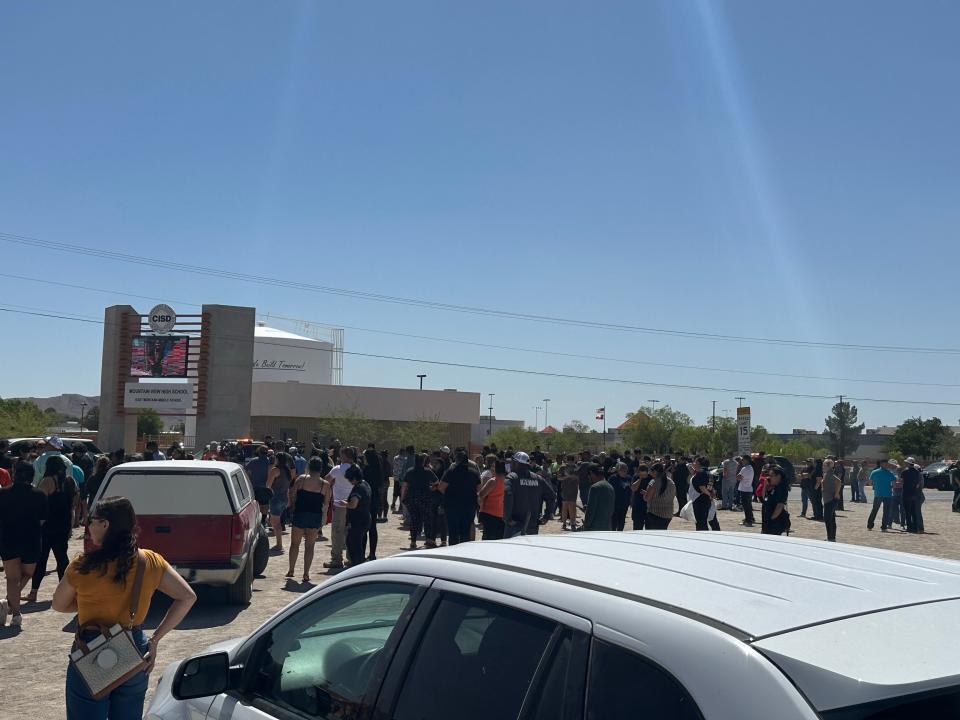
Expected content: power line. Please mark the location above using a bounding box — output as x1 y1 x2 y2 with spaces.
5 303 960 408
3 272 959 390
3 230 959 356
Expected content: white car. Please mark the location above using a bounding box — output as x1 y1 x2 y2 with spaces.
146 532 960 719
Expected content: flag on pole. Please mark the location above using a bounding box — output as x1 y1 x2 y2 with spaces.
595 407 605 421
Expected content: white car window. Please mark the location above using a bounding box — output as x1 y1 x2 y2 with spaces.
101 471 232 514
586 640 701 719
248 582 415 719
230 471 248 504
393 593 557 720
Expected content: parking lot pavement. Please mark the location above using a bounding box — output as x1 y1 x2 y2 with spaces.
2 487 957 718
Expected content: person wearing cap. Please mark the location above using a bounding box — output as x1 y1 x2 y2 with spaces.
502 452 557 538
901 456 922 533
867 459 896 531
32 436 76 488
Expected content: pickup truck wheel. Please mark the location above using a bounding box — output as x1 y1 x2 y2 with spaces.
227 556 253 605
253 532 269 577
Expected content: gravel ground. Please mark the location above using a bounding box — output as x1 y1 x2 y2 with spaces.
2 485 956 718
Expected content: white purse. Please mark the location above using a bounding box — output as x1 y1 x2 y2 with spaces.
69 552 150 700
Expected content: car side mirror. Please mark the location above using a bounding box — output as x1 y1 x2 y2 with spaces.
172 652 235 700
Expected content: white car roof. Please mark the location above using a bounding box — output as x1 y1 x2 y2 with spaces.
375 531 960 639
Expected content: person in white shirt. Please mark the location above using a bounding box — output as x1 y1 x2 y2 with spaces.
736 456 756 527
323 446 357 569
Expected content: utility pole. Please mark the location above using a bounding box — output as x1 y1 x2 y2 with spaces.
488 393 495 437
648 399 660 414
712 400 717 434
543 399 551 429
417 374 426 390
735 396 745 408
80 402 87 433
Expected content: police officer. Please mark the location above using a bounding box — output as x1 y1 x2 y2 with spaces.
503 451 557 538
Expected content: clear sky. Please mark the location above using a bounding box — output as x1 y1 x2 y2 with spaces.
2 1 959 433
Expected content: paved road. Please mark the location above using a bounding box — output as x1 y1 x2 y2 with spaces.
2 485 957 718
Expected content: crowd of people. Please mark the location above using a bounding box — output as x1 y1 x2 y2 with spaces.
0 431 949 717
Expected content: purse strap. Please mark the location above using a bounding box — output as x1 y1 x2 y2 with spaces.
127 550 146 626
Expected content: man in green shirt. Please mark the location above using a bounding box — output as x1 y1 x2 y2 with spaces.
582 464 615 532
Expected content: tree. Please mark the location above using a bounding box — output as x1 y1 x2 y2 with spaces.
934 432 960 461
824 402 864 458
392 416 447 451
83 405 100 431
888 417 951 461
314 409 377 448
622 405 692 454
489 425 540 451
0 398 50 436
137 409 164 438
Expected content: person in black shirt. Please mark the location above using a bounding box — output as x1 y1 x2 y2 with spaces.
690 457 720 531
672 458 690 517
0 440 12 474
362 449 383 560
0 462 47 627
630 464 651 530
439 449 481 546
901 458 922 533
762 466 791 535
609 463 633 532
341 465 371 567
402 454 439 550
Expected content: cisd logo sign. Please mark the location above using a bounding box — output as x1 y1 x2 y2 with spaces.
147 304 176 334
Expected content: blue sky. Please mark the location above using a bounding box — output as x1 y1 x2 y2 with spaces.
2 1 959 433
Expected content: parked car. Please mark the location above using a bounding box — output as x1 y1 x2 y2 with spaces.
86 460 269 604
923 460 955 491
7 436 104 457
146 532 960 719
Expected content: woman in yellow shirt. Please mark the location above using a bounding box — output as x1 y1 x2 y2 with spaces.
53 497 196 719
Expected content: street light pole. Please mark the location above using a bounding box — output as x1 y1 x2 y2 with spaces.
533 405 541 431
80 402 87 433
543 399 551 429
417 374 427 390
488 393 495 437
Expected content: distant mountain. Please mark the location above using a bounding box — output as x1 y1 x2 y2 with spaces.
16 394 99 418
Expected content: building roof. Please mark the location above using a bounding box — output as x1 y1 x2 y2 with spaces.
389 531 960 639
541 425 558 433
254 325 317 342
617 411 648 431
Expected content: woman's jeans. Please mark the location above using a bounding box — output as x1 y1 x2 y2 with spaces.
66 628 149 720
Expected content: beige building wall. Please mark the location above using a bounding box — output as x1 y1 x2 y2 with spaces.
251 382 480 425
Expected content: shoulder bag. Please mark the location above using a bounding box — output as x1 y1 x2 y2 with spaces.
69 551 150 700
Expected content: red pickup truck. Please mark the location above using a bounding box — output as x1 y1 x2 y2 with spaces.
87 460 269 604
